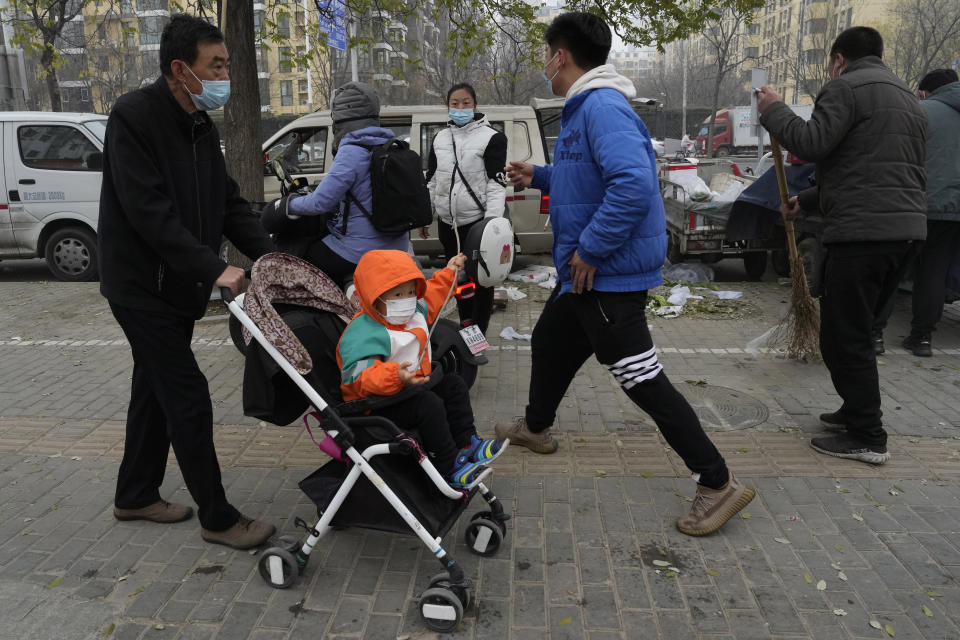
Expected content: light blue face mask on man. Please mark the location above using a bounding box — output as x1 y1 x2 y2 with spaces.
448 108 474 126
182 62 231 111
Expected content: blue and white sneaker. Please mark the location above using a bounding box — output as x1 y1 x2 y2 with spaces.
460 434 508 465
448 457 487 489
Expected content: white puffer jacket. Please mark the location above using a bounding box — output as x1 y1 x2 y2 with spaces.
427 116 506 227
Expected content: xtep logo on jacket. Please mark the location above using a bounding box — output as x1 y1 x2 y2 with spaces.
557 129 584 161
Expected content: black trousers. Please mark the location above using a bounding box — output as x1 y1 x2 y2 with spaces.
820 241 915 447
372 371 476 474
438 219 494 334
909 220 960 336
304 240 358 290
110 303 239 531
525 286 729 489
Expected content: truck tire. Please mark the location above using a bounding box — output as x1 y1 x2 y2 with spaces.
771 249 790 277
666 233 683 264
45 226 99 282
715 146 731 158
743 251 767 281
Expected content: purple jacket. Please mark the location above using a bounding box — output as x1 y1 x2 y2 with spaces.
288 127 408 263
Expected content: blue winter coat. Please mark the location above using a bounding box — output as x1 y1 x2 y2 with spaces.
288 126 409 263
531 88 666 295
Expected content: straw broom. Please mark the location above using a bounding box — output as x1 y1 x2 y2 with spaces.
769 137 821 361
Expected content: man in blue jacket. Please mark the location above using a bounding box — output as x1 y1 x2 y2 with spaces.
500 12 754 536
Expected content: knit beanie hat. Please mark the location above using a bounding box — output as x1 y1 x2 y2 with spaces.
331 81 380 149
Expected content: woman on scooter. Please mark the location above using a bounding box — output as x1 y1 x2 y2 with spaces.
266 81 408 288
422 83 508 336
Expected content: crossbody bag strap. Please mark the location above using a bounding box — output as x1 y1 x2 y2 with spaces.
450 132 485 215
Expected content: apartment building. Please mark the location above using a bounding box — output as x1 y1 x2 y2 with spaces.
661 0 892 107
611 45 659 88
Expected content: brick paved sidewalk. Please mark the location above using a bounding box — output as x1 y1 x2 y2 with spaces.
1 276 958 639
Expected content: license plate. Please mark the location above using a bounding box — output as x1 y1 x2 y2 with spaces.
458 324 489 355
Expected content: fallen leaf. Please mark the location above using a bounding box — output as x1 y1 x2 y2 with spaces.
830 563 842 571
70 456 82 461
154 624 165 630
870 620 882 630
667 566 680 573
816 580 826 591
557 617 572 626
128 586 144 597
926 591 943 598
706 569 720 577
885 623 895 637
834 544 844 553
657 547 667 557
595 470 607 478
774 537 791 544
833 609 847 616
117 575 128 582
836 488 851 494
665 571 677 577
865 492 876 503
736 448 748 453
889 489 900 496
838 571 847 581
892 484 905 493
46 576 63 589
852 513 864 522
803 573 813 584
653 560 671 567
740 512 751 519
102 622 115 637
922 605 933 617
640 472 652 478
751 545 760 551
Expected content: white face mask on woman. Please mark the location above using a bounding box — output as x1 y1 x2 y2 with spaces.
379 296 417 324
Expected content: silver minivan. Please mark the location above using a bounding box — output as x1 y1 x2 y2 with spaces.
0 111 107 281
261 104 553 256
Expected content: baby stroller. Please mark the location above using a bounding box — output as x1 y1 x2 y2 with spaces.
225 253 510 633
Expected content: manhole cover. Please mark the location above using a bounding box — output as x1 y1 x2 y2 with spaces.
676 383 769 431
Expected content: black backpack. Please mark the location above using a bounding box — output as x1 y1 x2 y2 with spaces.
342 138 433 234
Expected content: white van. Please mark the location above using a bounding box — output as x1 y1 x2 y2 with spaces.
261 104 553 256
0 112 107 281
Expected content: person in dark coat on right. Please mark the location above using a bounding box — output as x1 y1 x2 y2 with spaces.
756 26 927 465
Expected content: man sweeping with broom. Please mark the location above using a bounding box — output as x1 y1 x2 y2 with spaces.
757 26 926 465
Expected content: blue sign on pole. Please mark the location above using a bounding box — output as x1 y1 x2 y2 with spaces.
316 0 346 51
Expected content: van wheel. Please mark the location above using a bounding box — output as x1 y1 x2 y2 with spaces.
45 227 98 282
715 146 731 158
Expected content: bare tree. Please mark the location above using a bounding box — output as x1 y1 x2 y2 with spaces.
3 0 92 111
698 6 756 155
886 0 960 89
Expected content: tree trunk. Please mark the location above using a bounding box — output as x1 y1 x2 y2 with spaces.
41 46 61 111
221 0 263 203
707 73 722 156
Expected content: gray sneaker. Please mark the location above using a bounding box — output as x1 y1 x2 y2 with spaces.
675 474 755 536
494 416 558 454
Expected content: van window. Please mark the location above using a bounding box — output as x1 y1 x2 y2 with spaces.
18 125 100 171
512 121 531 162
419 120 506 172
381 117 411 145
264 127 327 173
83 120 107 143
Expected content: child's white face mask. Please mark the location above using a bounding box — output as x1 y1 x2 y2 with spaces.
380 296 417 324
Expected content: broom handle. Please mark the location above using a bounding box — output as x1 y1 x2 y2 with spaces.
769 137 799 263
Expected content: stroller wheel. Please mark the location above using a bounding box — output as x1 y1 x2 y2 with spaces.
470 510 507 537
464 517 503 556
419 587 464 633
257 547 298 589
428 573 472 610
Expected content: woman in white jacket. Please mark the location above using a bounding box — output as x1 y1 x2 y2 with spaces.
423 83 508 336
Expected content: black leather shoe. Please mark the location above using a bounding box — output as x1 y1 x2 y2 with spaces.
902 334 932 357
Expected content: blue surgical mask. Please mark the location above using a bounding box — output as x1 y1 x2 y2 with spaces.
542 52 560 93
182 63 231 111
448 108 474 126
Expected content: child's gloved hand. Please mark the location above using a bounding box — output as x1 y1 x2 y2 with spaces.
447 253 466 271
397 362 428 386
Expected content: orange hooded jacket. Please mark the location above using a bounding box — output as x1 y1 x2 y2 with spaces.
336 250 456 401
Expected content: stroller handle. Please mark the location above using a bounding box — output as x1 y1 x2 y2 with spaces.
220 286 235 304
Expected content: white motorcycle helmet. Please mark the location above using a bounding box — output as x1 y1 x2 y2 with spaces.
462 217 515 287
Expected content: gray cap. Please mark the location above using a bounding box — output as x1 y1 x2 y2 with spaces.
331 82 380 148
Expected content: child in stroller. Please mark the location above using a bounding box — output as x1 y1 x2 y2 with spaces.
339 249 507 488
228 252 511 632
